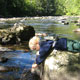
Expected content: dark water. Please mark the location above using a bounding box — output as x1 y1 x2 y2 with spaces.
0 50 36 80
0 16 80 80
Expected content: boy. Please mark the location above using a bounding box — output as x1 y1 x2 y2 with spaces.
29 36 80 68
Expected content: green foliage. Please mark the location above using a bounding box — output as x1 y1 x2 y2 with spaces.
63 0 80 15
0 0 9 17
0 0 80 17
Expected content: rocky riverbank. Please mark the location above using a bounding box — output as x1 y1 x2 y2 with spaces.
0 16 80 23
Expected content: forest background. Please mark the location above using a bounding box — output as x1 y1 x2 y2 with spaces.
0 0 80 17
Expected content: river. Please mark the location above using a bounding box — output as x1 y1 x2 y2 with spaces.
24 16 80 40
0 16 80 80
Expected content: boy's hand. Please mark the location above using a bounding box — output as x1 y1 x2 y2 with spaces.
32 63 38 68
31 63 38 73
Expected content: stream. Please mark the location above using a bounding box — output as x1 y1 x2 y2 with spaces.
0 50 36 80
0 16 80 80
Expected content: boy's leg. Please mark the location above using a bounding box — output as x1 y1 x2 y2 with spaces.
67 39 80 52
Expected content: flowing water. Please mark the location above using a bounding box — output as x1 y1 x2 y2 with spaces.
24 17 80 40
0 16 80 80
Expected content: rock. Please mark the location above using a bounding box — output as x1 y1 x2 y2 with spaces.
71 20 78 23
58 20 69 25
62 21 69 25
0 23 35 45
0 46 11 51
77 18 80 23
0 57 9 63
42 50 80 80
0 66 19 72
73 28 80 32
76 23 80 26
20 69 41 80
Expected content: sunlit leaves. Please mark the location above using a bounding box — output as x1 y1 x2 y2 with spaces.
0 0 80 17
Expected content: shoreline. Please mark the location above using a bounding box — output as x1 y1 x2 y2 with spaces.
0 16 80 21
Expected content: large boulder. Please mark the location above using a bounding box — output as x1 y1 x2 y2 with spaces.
43 50 80 80
0 23 35 45
31 50 80 80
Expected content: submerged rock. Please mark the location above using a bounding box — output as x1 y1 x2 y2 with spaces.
20 69 41 80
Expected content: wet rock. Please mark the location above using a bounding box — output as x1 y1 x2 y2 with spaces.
73 28 80 32
61 20 69 25
0 46 11 51
63 22 69 25
20 63 44 80
76 23 80 26
58 18 69 25
20 69 41 80
71 20 78 23
0 66 19 72
77 18 80 23
0 23 35 45
75 18 80 26
0 57 9 63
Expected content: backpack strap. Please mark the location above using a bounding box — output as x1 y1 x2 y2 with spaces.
52 40 57 48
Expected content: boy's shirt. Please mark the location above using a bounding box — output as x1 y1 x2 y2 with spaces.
36 38 67 65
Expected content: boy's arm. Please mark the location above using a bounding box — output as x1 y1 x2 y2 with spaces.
32 51 39 68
